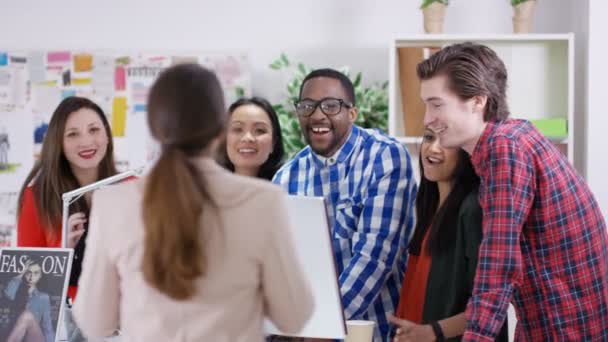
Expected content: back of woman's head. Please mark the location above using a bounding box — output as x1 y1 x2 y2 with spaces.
143 63 226 300
17 96 116 230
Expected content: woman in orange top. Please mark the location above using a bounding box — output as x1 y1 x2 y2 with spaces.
388 129 508 342
17 96 120 300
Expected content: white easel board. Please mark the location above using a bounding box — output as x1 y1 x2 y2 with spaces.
265 195 346 339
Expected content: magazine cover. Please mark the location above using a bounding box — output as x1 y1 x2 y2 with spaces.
0 248 73 342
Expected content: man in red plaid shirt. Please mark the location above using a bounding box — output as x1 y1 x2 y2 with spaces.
415 42 608 341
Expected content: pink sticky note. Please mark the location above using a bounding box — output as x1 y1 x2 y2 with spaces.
115 67 126 91
47 51 71 64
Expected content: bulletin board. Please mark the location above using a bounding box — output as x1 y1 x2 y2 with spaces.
0 50 251 245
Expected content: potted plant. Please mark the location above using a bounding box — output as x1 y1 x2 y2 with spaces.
268 53 389 158
512 0 536 33
421 0 448 34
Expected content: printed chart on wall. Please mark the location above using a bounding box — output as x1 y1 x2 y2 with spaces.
0 50 252 246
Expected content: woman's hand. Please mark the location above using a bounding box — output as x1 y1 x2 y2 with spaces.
66 212 87 248
388 314 436 342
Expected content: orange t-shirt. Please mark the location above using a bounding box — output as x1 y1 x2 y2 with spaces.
395 229 432 323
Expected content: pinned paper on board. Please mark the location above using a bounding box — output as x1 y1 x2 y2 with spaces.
28 51 46 84
114 67 126 91
92 56 115 99
0 71 12 106
115 56 131 65
71 77 92 86
47 51 71 65
9 57 28 107
0 53 7 67
0 111 34 192
130 83 148 113
127 64 162 113
73 53 93 72
0 224 13 247
171 56 199 66
202 54 251 105
32 84 61 115
46 65 65 83
111 97 128 137
61 89 76 99
0 191 17 247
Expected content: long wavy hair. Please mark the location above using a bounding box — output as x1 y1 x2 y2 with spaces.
17 96 117 235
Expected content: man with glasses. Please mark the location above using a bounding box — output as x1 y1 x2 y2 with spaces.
273 68 417 341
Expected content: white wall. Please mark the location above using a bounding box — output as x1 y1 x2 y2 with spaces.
0 1 598 203
0 0 573 98
588 0 608 217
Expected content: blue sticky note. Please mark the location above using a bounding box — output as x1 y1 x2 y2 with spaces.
134 104 146 112
62 89 76 99
0 53 8 66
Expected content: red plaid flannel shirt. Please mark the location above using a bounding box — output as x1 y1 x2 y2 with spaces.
464 119 608 341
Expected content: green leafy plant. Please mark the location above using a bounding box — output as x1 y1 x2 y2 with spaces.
511 0 533 5
421 0 449 9
269 53 389 158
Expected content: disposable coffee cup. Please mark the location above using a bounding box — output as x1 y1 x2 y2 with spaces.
345 320 375 342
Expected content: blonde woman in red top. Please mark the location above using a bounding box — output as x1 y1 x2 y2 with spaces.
17 96 120 300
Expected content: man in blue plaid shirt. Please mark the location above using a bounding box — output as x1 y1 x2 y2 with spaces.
273 69 417 341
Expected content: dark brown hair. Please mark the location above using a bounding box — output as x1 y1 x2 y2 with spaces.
17 96 117 235
417 42 510 121
221 97 285 180
409 149 479 256
143 63 226 300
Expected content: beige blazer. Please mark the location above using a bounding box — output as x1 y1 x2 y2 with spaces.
73 157 314 342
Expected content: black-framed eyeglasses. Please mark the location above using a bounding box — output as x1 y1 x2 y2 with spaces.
294 97 353 117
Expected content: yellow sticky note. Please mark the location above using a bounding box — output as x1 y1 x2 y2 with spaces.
73 54 93 72
40 80 57 86
72 77 91 85
112 97 127 137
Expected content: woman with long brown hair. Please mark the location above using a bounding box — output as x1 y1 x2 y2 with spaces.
73 63 313 341
388 128 508 342
17 96 119 300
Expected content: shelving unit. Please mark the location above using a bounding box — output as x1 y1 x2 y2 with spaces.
389 34 575 168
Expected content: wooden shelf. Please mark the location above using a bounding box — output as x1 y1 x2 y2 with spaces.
389 34 575 164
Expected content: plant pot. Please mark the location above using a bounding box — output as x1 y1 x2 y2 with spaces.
422 3 446 34
513 1 536 33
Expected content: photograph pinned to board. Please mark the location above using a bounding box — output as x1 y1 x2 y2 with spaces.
0 247 73 342
0 111 33 192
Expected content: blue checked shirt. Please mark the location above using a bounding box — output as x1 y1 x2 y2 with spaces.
273 125 417 341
